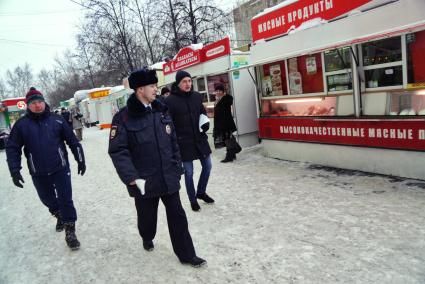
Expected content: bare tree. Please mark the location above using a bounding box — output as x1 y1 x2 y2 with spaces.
0 79 6 100
5 63 34 98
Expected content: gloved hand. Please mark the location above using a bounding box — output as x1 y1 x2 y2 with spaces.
200 122 210 133
11 172 24 188
77 162 86 176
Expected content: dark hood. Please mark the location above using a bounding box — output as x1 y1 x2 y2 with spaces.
126 93 168 117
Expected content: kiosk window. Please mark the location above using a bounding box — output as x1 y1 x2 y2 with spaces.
260 97 336 117
288 53 324 95
261 60 288 97
362 37 402 66
324 47 352 92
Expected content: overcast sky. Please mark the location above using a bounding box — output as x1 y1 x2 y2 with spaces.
0 0 240 83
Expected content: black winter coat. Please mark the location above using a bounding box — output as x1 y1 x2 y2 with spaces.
213 95 237 137
165 83 211 161
108 94 184 199
6 105 85 176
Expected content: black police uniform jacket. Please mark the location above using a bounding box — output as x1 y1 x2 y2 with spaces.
108 94 183 199
6 104 85 176
213 95 237 137
165 83 212 162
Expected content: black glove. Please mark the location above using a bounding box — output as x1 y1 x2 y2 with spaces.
78 162 86 176
11 172 24 188
201 122 210 133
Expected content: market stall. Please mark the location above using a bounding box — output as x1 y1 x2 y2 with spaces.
2 97 26 128
87 87 112 129
247 0 425 179
163 37 258 147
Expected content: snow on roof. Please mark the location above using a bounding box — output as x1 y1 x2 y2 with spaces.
252 0 298 19
150 61 166 70
288 18 328 35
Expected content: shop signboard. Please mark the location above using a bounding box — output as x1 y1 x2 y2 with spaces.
259 117 425 151
163 37 231 75
251 0 372 42
89 89 109 100
17 101 26 110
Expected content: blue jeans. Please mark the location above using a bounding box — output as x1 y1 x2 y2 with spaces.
182 155 212 203
32 167 77 223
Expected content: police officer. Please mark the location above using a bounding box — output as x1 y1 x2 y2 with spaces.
6 87 86 250
108 68 206 268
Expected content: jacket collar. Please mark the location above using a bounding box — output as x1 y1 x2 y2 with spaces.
26 104 51 120
127 93 167 117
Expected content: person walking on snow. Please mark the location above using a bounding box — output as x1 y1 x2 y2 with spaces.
213 83 239 163
6 87 86 250
165 70 214 212
108 68 207 268
71 107 84 141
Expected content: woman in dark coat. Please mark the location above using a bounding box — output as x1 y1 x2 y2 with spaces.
213 84 238 163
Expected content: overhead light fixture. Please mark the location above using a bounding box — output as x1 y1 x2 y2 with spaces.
206 105 215 108
275 97 324 104
416 90 425 95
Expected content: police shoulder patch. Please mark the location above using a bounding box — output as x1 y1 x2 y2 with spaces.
110 125 118 140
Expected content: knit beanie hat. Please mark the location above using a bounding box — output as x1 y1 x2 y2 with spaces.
175 70 191 85
160 87 170 96
26 87 44 104
128 68 158 90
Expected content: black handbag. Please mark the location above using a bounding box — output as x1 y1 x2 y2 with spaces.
227 135 242 154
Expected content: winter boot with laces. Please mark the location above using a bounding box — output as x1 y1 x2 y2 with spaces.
64 222 81 251
52 211 64 232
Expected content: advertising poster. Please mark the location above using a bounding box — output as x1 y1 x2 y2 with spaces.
269 64 283 96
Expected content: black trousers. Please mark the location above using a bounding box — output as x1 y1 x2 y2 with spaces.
134 191 196 262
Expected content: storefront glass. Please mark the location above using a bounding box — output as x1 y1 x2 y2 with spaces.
261 60 288 97
362 36 403 89
389 91 425 116
324 47 353 92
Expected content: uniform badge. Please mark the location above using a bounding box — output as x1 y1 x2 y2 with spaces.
165 124 171 134
110 125 118 140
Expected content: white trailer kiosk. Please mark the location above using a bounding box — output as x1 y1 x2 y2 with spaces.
163 37 259 148
87 87 112 129
246 0 425 179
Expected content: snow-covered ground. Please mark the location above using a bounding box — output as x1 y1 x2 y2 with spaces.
1 127 425 284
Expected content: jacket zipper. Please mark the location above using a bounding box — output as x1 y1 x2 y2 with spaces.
152 112 168 192
58 148 66 166
29 153 36 173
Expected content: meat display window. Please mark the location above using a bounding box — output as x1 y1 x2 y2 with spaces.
324 47 353 92
406 30 425 87
389 91 425 116
194 77 208 103
361 36 403 89
260 97 337 117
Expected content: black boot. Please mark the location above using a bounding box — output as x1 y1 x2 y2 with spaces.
220 152 234 163
180 256 207 268
64 222 80 251
143 240 154 251
52 211 64 232
191 201 201 212
196 193 215 204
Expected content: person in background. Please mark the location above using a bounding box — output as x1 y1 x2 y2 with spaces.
71 108 84 141
213 84 238 163
165 70 214 212
157 86 170 102
108 68 207 268
6 87 86 250
61 107 72 126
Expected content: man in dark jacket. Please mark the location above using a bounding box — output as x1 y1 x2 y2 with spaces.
6 87 86 250
213 84 238 162
165 70 214 212
108 68 206 268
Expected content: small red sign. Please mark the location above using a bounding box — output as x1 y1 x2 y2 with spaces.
259 117 425 151
251 0 372 42
17 101 27 110
201 37 231 62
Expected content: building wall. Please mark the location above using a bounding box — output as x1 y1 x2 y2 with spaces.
232 0 285 46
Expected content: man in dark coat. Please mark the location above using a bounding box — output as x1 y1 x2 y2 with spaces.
61 107 72 126
108 68 206 268
165 70 214 212
213 84 238 162
6 87 86 250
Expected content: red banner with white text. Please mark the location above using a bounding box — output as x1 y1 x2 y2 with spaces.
259 117 425 151
251 0 372 42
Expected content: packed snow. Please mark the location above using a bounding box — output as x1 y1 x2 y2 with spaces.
1 127 425 284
